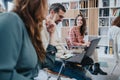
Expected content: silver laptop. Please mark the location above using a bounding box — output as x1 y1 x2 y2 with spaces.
85 38 101 56
65 38 101 63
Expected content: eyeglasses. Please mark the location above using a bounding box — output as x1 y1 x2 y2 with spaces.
59 15 64 18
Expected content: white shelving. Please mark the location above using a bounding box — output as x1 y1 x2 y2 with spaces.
98 0 120 37
61 0 89 27
98 0 120 48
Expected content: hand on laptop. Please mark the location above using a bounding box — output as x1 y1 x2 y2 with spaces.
82 41 90 47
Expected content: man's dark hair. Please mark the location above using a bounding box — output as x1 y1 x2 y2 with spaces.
49 3 66 13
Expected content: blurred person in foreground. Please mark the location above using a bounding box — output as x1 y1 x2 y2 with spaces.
0 0 57 80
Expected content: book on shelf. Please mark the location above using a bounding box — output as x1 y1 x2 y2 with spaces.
99 0 109 7
89 0 98 8
80 9 88 18
70 19 75 27
79 0 88 8
111 8 120 16
62 2 69 10
70 1 78 9
99 8 109 17
102 0 109 7
99 18 109 26
62 19 69 27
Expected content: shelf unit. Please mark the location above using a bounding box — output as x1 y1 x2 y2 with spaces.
98 0 120 37
98 0 120 52
61 0 99 38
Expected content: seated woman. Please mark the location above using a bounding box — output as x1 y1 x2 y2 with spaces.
68 14 107 75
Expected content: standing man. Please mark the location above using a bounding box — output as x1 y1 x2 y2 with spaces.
41 3 92 80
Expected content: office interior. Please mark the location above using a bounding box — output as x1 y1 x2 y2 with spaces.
0 0 120 80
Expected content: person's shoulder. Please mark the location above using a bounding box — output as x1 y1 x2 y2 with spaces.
0 12 19 19
0 12 24 33
111 25 120 31
0 12 24 25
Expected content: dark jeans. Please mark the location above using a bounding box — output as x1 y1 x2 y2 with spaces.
50 55 93 80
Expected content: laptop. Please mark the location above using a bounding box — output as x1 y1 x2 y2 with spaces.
65 38 101 63
85 38 101 56
65 51 85 63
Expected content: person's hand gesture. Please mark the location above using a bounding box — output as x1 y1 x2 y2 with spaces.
45 14 57 35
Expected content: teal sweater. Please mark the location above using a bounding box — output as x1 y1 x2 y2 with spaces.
0 12 57 80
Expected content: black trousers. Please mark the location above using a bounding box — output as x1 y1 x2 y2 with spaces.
81 55 94 67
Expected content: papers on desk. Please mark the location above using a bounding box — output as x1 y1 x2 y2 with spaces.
60 53 74 59
57 48 85 59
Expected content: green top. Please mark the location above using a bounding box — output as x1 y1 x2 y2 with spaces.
0 12 57 80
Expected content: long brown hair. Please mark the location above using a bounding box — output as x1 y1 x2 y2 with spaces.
112 16 120 28
13 0 48 62
74 14 86 36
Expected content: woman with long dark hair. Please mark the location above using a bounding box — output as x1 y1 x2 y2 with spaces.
69 14 107 75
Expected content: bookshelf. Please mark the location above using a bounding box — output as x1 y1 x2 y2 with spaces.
98 0 120 53
49 0 99 41
61 0 79 32
98 0 120 37
60 0 120 36
61 0 99 36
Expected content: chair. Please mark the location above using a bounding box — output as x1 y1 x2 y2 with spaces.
111 35 120 74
